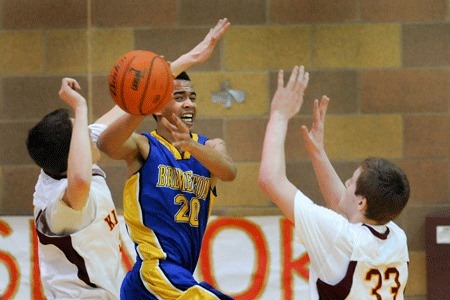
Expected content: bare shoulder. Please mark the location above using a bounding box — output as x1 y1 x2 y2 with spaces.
135 133 150 155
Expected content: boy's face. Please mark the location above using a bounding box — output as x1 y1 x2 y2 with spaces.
159 79 197 128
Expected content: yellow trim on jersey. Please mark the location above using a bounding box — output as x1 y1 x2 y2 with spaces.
177 285 220 300
123 173 183 298
123 173 166 260
150 130 200 160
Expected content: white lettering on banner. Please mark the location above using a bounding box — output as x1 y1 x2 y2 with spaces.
0 216 310 299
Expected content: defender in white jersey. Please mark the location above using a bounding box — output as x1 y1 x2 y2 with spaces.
258 66 410 299
27 78 126 299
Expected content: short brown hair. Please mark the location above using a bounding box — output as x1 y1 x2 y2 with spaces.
26 109 72 175
355 157 410 224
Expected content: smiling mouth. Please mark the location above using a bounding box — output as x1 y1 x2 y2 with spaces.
180 113 194 123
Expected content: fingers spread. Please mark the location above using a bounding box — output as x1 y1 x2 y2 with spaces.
313 99 321 121
296 65 308 87
300 125 310 140
277 69 284 89
319 96 330 119
303 71 309 86
298 65 304 79
161 117 177 132
171 113 190 134
320 95 330 106
212 18 230 39
287 65 299 87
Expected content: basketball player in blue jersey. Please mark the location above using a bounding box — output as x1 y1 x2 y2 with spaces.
98 20 237 300
258 66 410 299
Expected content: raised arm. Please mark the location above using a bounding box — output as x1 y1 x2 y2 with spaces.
97 112 147 173
58 78 91 210
300 96 345 213
170 18 230 77
94 105 126 127
99 18 231 174
162 114 236 184
258 66 309 222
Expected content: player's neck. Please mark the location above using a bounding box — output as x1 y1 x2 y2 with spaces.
347 212 377 225
154 126 187 156
155 125 174 143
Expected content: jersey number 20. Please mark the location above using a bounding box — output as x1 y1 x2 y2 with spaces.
174 194 200 227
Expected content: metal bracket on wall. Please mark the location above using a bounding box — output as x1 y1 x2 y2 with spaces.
211 81 245 108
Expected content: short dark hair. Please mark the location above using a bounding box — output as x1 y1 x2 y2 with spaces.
152 71 192 121
355 157 410 224
175 71 190 81
26 108 72 175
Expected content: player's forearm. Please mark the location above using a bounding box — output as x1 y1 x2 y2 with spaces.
170 54 195 78
68 104 91 179
169 35 209 77
259 114 288 185
258 115 291 201
309 150 345 212
188 142 237 182
66 103 91 208
94 105 127 126
258 115 297 221
97 113 145 159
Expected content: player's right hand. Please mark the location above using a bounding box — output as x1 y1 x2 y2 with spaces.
58 77 87 109
270 65 309 120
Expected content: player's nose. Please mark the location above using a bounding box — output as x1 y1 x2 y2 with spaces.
182 97 195 107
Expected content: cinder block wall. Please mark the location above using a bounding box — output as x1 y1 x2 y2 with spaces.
0 1 448 299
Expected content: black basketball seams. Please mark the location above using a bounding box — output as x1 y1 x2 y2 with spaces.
153 61 172 112
120 53 139 113
161 62 172 111
139 55 158 115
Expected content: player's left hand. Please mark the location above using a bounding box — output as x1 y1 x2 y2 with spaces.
270 65 309 120
58 77 86 109
187 18 231 64
162 113 195 151
301 95 329 154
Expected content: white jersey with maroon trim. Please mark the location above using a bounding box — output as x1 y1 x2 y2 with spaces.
33 165 121 299
294 190 409 300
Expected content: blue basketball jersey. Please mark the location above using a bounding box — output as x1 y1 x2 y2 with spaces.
121 131 232 299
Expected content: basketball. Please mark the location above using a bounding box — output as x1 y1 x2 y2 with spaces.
108 50 174 115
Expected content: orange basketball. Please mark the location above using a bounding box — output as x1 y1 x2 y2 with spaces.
108 50 174 115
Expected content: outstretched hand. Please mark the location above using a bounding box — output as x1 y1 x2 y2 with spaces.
170 18 230 77
300 95 330 154
161 113 194 151
270 65 309 120
187 18 230 64
58 77 86 109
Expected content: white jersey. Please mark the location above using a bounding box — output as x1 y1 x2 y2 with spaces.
294 190 409 300
32 124 121 300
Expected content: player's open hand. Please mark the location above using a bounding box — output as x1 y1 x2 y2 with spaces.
161 113 195 151
300 95 330 154
270 65 309 120
187 18 231 64
58 77 86 109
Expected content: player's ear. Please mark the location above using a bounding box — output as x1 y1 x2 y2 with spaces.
357 196 367 212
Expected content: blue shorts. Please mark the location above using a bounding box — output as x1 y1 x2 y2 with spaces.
120 260 234 300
